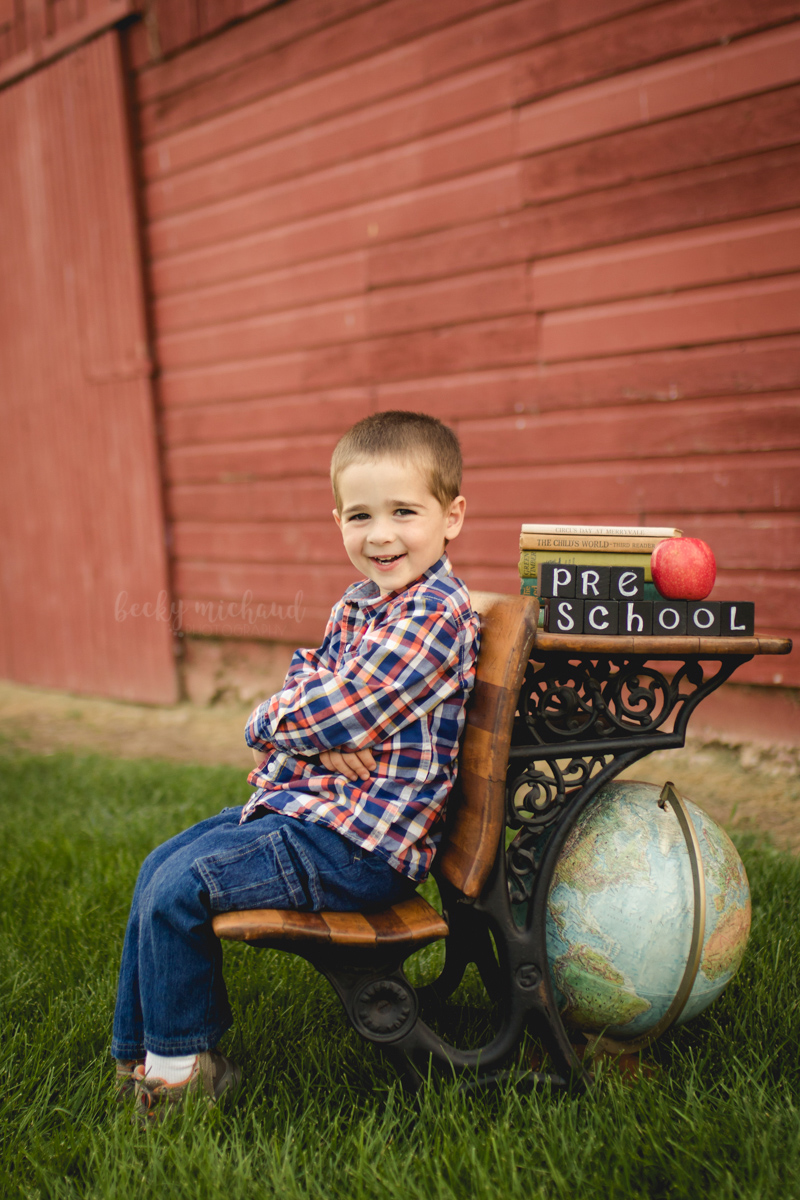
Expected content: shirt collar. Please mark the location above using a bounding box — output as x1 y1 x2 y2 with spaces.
345 553 453 610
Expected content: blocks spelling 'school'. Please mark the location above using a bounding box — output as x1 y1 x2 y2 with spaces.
543 598 756 636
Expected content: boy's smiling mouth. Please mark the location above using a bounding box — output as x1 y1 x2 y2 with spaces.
371 553 405 564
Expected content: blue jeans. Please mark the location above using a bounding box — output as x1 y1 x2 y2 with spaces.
111 807 414 1058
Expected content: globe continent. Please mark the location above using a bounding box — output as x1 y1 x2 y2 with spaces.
546 779 751 1042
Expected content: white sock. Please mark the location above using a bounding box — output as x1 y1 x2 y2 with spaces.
144 1051 197 1085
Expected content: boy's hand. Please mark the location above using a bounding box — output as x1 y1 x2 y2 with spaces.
319 747 376 782
251 748 269 768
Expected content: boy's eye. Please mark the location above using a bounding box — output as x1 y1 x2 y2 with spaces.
394 508 416 517
348 512 370 522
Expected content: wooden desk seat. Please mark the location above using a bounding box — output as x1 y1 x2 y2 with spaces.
213 893 448 950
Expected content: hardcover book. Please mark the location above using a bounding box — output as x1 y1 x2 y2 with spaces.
520 524 681 537
518 550 653 581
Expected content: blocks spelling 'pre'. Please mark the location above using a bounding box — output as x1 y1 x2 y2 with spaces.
538 562 645 601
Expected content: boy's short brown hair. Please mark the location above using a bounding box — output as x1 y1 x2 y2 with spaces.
331 411 463 510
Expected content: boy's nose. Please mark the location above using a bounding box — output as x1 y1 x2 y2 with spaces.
367 517 396 545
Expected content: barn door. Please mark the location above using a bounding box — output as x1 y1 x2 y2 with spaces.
0 31 177 703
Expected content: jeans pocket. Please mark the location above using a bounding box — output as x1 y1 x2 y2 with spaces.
195 827 311 912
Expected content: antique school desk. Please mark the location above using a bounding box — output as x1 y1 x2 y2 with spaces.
214 593 793 1092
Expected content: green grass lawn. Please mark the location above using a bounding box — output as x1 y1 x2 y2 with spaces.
1 748 799 1200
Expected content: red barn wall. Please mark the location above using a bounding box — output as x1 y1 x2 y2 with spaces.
128 0 800 692
0 27 177 703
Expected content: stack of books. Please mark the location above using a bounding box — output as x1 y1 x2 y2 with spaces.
518 523 680 604
520 523 754 637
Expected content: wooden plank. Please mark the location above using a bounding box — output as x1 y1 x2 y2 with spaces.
146 113 517 261
532 632 792 654
365 314 537 382
138 0 650 141
420 0 654 84
174 561 352 604
459 396 800 465
158 334 800 412
155 252 368 335
677 514 800 571
156 297 368 371
386 895 449 941
540 275 800 362
213 895 449 945
518 23 800 155
172 521 345 565
514 0 800 107
140 37 424 182
150 164 522 294
144 61 512 217
368 210 536 288
522 85 800 205
0 0 135 87
163 389 370 445
371 337 800 418
137 0 498 136
212 907 332 944
531 144 800 259
160 314 538 409
169 479 334 523
161 262 532 372
367 265 529 337
532 212 800 311
138 0 375 105
159 343 373 408
461 452 800 516
165 433 338 485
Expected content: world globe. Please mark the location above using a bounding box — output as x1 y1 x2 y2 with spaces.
545 779 751 1043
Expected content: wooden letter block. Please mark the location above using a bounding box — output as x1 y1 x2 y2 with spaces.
584 600 619 634
538 562 576 598
720 602 755 636
576 566 610 599
610 566 645 600
621 601 653 635
653 601 687 635
688 601 721 636
545 598 584 633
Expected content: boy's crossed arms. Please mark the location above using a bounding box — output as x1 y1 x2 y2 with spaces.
246 590 471 796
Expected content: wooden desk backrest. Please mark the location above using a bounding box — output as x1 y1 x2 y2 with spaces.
436 591 539 900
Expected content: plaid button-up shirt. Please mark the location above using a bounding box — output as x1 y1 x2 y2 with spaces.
241 554 479 881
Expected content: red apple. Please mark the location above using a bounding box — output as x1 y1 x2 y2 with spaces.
651 537 716 600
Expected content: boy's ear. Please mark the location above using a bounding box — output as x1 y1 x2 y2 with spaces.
332 508 342 530
445 495 466 542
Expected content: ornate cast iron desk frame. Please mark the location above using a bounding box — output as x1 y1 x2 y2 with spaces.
215 606 792 1094
417 630 793 1091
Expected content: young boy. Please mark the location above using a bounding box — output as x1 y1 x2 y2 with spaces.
112 410 480 1120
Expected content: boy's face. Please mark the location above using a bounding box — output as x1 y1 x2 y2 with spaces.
333 457 466 596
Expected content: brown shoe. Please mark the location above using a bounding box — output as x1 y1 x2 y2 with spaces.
133 1051 242 1123
115 1059 144 1102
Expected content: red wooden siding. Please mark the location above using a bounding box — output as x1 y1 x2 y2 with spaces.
0 31 177 702
127 0 800 687
0 0 137 86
